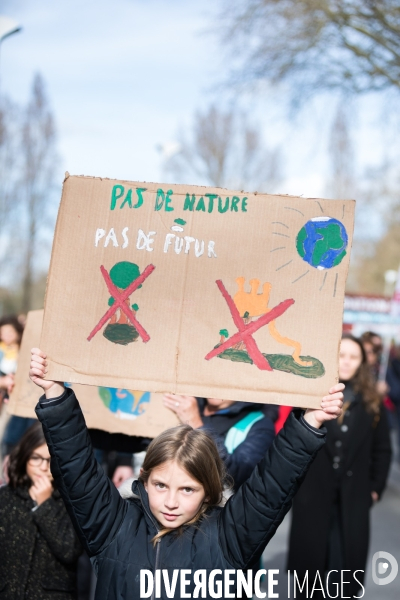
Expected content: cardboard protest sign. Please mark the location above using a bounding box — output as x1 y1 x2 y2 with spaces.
41 174 355 408
8 310 179 436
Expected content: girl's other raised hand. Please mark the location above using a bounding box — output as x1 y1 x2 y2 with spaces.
304 383 345 429
29 348 65 399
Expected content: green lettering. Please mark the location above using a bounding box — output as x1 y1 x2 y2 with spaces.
133 187 146 209
155 189 165 211
120 189 132 209
218 196 229 213
165 189 174 212
110 184 124 210
195 196 206 211
231 196 240 212
184 193 196 211
205 193 217 213
241 197 248 212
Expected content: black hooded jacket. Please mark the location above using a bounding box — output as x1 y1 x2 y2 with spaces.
197 399 275 490
36 388 325 600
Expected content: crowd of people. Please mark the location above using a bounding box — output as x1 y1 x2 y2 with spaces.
0 313 399 599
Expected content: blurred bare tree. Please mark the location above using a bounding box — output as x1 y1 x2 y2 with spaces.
0 74 58 314
219 1 400 99
325 102 362 291
327 103 356 199
164 104 282 191
352 163 400 293
0 98 19 239
18 74 57 312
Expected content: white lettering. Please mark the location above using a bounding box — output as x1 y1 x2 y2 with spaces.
164 233 175 253
340 570 351 598
208 240 217 258
140 570 153 598
254 570 266 598
193 570 207 599
104 227 118 247
224 570 236 598
268 569 279 598
163 570 179 599
180 570 191 598
184 236 195 253
311 571 326 597
137 229 156 251
326 570 338 598
195 239 204 258
237 570 253 598
155 569 161 598
293 571 308 595
175 237 184 254
352 571 365 598
94 228 105 247
121 227 129 248
208 570 222 599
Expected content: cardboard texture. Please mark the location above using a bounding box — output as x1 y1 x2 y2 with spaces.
8 310 179 436
41 175 355 408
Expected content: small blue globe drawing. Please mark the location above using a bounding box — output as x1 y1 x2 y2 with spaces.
296 217 348 270
98 387 150 419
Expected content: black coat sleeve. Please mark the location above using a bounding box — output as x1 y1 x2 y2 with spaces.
370 406 392 497
35 388 132 557
218 410 326 569
32 496 82 564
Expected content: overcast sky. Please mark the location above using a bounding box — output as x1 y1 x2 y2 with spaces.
0 0 395 200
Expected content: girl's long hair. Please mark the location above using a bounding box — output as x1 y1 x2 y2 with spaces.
139 424 228 542
7 421 46 489
341 333 380 415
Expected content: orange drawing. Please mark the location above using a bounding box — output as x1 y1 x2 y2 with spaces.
233 277 312 367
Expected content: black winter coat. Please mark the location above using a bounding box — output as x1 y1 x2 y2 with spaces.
36 389 325 600
197 399 275 490
287 397 392 594
0 484 82 600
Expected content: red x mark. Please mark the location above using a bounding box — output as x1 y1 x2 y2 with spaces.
87 264 155 342
205 280 294 370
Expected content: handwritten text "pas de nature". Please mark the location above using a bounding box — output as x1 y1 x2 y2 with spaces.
110 185 248 214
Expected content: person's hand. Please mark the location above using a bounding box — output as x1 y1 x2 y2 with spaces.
29 348 65 399
7 373 15 396
376 380 388 397
0 374 14 393
304 383 344 429
29 474 53 505
163 394 203 428
112 466 134 488
371 491 379 503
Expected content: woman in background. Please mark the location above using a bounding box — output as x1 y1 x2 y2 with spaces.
0 421 82 599
287 333 392 598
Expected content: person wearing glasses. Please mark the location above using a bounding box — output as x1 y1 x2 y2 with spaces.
0 421 82 599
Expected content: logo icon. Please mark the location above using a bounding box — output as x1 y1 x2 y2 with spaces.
372 551 398 586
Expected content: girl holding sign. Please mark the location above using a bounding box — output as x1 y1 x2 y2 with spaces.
29 347 343 600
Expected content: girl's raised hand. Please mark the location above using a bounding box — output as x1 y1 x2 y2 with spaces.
304 383 344 429
29 348 65 399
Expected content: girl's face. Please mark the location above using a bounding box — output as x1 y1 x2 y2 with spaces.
143 460 207 529
0 324 19 346
339 339 363 382
26 443 52 485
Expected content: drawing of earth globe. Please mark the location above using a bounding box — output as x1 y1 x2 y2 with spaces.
296 217 348 270
98 387 150 419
